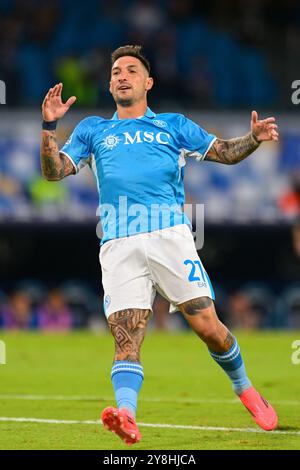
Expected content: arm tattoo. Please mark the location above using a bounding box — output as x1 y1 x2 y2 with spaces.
205 132 260 165
40 130 75 180
108 309 152 362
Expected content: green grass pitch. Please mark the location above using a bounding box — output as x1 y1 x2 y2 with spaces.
0 330 299 450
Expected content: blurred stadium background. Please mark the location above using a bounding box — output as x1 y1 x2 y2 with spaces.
0 0 300 334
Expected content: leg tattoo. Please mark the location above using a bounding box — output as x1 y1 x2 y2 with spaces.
179 297 232 353
108 308 152 362
108 308 151 419
223 331 235 350
180 296 213 316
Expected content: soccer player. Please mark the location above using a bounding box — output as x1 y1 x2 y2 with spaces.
40 45 279 446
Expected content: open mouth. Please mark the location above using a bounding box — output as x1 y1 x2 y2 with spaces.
118 85 131 91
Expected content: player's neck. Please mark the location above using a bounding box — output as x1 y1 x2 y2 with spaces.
116 102 148 120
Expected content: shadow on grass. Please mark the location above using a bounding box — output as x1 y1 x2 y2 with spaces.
277 425 300 431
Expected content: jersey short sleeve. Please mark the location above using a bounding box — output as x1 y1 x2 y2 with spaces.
60 118 92 173
177 115 217 162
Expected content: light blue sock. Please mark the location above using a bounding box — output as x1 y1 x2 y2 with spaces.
209 338 252 395
111 361 144 417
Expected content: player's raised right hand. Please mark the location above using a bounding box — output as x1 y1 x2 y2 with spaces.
42 83 76 122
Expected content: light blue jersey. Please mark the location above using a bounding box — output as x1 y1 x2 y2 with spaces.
60 107 216 244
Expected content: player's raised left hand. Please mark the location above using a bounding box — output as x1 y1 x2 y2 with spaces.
251 110 279 142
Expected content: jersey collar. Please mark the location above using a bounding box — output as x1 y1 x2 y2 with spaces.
111 107 156 120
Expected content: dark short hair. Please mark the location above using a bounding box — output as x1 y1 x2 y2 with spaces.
111 45 150 74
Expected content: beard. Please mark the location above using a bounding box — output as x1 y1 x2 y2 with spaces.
114 95 134 107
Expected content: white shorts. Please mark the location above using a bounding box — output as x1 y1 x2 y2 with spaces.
99 224 215 319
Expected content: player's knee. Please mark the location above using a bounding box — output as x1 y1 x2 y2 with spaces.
199 322 222 344
187 311 222 343
179 296 213 316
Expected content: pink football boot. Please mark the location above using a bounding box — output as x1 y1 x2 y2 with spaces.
239 386 278 431
101 406 141 445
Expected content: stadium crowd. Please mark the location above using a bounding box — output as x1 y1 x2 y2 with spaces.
2 220 299 332
1 276 300 332
1 0 299 108
1 112 300 225
0 282 104 331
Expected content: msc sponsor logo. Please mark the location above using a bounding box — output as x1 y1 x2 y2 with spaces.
124 131 171 145
102 134 122 150
101 131 171 150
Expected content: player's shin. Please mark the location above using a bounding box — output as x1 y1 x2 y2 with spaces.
179 300 252 396
111 362 144 417
209 336 252 395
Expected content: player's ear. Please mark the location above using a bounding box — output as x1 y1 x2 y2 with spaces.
146 77 154 91
109 81 113 94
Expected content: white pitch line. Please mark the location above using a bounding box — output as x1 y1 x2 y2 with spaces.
0 417 98 425
0 417 299 437
0 394 300 406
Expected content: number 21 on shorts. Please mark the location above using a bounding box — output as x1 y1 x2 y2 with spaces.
184 259 206 282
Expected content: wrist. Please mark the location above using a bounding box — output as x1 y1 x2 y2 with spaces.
251 131 261 145
42 119 58 131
